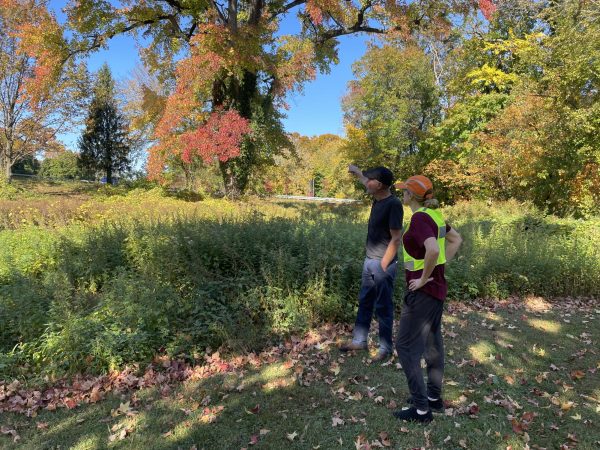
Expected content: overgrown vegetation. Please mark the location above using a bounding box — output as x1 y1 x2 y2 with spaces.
0 185 598 380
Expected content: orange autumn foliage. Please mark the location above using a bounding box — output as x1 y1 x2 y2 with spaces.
3 0 66 108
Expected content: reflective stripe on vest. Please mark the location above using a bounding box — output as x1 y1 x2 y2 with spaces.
403 207 447 271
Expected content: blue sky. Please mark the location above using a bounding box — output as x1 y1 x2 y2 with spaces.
48 1 373 149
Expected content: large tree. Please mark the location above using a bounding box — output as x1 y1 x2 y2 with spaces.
342 43 440 178
61 0 476 196
0 0 86 183
422 0 600 215
78 64 131 184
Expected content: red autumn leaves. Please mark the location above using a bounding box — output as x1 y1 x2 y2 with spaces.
147 108 251 181
181 109 251 164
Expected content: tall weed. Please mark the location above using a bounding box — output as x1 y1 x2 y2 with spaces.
0 196 598 377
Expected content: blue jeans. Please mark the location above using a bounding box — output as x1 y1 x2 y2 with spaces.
352 257 397 353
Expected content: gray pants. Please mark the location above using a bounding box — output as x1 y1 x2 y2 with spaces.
395 290 444 411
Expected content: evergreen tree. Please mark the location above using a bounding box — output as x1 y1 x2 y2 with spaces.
78 64 130 184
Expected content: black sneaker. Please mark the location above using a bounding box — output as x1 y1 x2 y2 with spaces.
407 396 445 412
393 407 433 423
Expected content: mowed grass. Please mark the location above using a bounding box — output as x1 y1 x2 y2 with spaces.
2 297 599 450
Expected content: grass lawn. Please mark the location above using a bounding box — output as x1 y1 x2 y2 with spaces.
1 297 598 450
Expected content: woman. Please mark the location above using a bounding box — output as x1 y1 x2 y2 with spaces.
393 175 463 423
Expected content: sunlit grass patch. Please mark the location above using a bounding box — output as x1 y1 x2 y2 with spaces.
468 340 497 361
70 434 103 450
240 362 294 392
482 311 502 322
444 315 460 325
529 343 548 357
528 318 561 333
524 296 553 312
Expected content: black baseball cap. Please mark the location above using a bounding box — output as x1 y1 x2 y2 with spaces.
362 167 394 187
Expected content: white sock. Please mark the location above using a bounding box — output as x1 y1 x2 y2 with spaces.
428 396 439 401
417 409 428 415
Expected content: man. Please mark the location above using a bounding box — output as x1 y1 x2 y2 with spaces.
340 165 403 362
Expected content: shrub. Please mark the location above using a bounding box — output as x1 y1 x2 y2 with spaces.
39 152 84 180
0 196 598 378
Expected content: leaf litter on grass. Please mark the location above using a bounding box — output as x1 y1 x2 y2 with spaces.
2 297 599 449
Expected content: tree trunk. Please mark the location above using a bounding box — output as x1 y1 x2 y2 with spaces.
219 160 242 197
0 156 11 184
106 165 113 185
214 68 259 197
183 163 194 190
212 0 263 198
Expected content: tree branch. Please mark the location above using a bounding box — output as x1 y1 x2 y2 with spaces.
270 0 306 20
160 0 185 12
210 0 228 24
186 21 198 40
249 0 264 26
316 1 385 43
66 15 186 62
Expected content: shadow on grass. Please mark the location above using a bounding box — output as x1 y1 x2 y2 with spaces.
436 298 599 449
3 298 599 449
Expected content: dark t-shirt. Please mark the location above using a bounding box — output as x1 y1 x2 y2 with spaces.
365 195 404 259
403 211 452 301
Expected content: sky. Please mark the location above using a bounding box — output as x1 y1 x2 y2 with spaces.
47 1 373 150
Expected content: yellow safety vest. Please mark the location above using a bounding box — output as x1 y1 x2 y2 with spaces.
403 207 447 271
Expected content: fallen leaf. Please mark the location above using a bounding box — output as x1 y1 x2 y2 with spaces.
469 403 480 415
354 434 367 450
570 413 582 420
89 387 103 403
329 363 341 376
0 426 20 443
259 429 270 435
332 417 345 427
560 401 575 411
249 434 259 445
36 422 49 430
522 411 536 422
570 370 585 381
349 392 363 401
378 431 391 447
287 431 298 441
512 419 524 434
